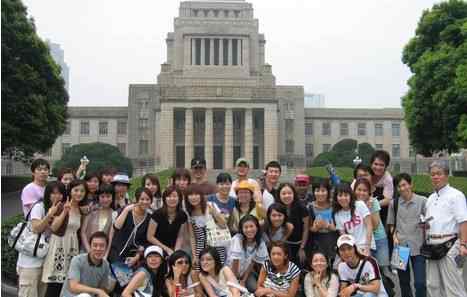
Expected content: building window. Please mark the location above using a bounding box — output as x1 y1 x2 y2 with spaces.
340 123 349 136
117 121 127 135
375 123 383 136
214 39 220 65
204 39 210 65
195 38 201 65
322 144 331 153
62 143 71 155
117 143 126 155
223 39 229 65
392 144 400 158
305 122 313 136
358 123 366 136
322 122 331 136
285 140 294 154
139 118 149 129
392 123 400 137
80 121 89 135
64 121 71 135
232 39 238 65
305 144 313 157
139 140 149 155
285 119 294 134
375 144 383 150
99 121 108 136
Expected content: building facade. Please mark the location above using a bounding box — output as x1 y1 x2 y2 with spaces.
4 0 450 176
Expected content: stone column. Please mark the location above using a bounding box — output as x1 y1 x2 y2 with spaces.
184 37 190 66
159 104 174 168
237 38 242 65
228 38 232 66
200 38 205 65
184 108 193 168
264 105 278 163
191 38 196 65
219 38 224 65
244 109 253 166
224 109 233 169
210 38 214 65
205 108 213 169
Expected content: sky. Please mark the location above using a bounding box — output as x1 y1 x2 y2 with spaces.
22 0 440 108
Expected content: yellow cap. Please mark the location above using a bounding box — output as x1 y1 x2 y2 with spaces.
235 180 255 194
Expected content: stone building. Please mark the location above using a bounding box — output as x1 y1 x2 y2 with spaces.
2 0 444 176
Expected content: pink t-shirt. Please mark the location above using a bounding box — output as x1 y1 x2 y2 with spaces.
21 182 45 216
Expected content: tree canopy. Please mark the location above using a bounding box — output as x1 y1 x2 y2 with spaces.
53 142 133 177
402 0 467 156
312 139 375 167
2 0 68 161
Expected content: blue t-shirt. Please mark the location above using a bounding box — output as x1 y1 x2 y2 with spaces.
207 194 236 219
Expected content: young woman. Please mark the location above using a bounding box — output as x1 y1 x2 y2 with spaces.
277 183 310 267
370 150 394 225
83 172 100 211
228 180 259 234
111 174 131 213
142 173 163 210
226 215 268 293
122 245 168 297
171 168 191 194
307 179 338 262
108 187 152 267
166 250 202 297
207 172 236 223
17 181 64 297
353 178 390 270
57 167 75 190
332 183 374 256
185 184 227 269
147 186 188 256
199 247 241 297
80 184 117 253
256 241 301 297
304 251 339 297
336 234 388 297
42 180 87 297
262 203 294 244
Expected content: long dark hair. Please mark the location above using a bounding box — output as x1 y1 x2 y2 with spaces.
234 188 256 214
239 215 263 252
263 203 288 239
143 253 167 297
332 183 356 218
312 178 331 203
184 184 207 215
268 241 290 272
142 173 162 199
68 179 88 201
161 185 183 215
43 181 66 214
166 250 192 280
308 250 336 286
277 182 301 215
199 247 223 276
353 178 372 200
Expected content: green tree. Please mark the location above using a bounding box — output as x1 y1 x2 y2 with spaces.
2 0 68 160
402 0 467 156
53 142 133 177
312 139 375 167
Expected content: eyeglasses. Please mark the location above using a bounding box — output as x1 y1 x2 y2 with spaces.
175 259 189 265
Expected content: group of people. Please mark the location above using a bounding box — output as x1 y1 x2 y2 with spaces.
15 150 467 297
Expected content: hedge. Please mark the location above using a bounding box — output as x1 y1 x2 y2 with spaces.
2 214 21 284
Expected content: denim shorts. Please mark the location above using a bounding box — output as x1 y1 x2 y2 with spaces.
371 237 390 266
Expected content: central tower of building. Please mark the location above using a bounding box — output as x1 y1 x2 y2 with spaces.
128 0 305 171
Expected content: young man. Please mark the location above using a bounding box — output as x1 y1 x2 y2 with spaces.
190 158 216 196
294 174 312 205
387 173 426 297
229 158 260 198
61 231 113 297
262 161 281 201
21 158 50 216
424 161 467 297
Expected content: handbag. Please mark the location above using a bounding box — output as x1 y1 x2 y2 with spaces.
8 201 49 258
390 245 410 271
206 206 231 248
420 237 457 260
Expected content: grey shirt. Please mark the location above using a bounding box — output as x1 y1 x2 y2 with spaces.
61 253 111 297
387 193 426 256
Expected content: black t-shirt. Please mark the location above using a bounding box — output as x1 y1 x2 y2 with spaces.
151 208 188 249
287 203 309 242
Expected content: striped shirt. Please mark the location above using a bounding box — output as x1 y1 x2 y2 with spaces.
263 260 300 292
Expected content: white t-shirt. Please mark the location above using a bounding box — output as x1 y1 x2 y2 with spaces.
226 233 269 276
335 201 376 250
338 257 388 297
17 202 46 268
261 190 275 210
426 184 467 243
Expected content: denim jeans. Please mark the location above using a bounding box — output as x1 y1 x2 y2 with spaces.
397 255 426 297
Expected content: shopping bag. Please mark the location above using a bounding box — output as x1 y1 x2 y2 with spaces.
391 245 410 271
